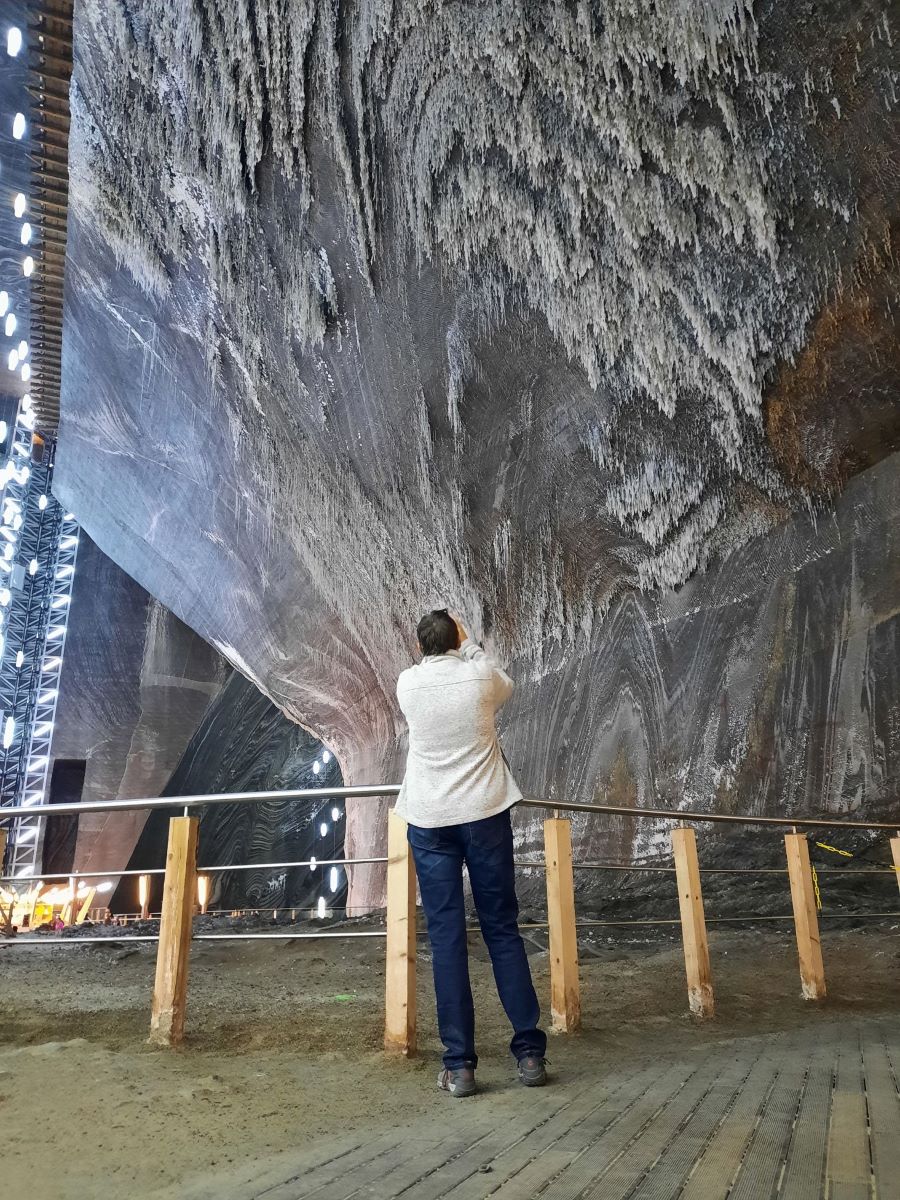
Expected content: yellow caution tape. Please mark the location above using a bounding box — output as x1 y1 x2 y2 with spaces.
815 841 853 858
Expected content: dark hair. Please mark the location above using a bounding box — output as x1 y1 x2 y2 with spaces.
417 609 459 657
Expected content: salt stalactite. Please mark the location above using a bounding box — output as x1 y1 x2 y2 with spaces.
69 0 878 623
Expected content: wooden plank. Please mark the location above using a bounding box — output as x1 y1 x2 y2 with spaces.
378 1084 594 1200
827 1042 871 1200
443 1064 664 1200
537 1058 732 1200
784 833 826 1000
384 809 416 1056
779 1057 835 1200
148 815 198 1047
629 1060 759 1200
679 1056 780 1200
545 818 581 1032
862 1038 900 1193
727 1055 807 1200
671 827 714 1018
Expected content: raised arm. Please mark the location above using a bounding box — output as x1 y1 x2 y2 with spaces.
458 636 514 707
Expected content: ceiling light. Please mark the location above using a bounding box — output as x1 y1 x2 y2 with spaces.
312 760 321 774
16 649 23 665
5 313 15 336
13 194 25 218
7 350 18 371
7 27 22 56
331 807 340 821
20 363 30 381
12 113 25 139
28 560 37 576
322 750 332 763
21 394 31 411
17 340 26 358
22 256 33 277
20 223 31 245
319 822 328 837
3 716 14 748
316 897 326 918
329 868 339 892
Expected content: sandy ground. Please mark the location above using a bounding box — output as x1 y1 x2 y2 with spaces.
1 921 898 1199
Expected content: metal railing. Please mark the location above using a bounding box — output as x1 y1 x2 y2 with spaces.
1 786 899 1048
2 783 898 826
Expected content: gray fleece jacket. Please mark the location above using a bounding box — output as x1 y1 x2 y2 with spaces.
394 638 522 828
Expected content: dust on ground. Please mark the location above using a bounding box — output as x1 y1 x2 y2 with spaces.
0 921 897 1199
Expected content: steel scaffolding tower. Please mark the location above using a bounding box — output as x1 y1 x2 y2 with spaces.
0 412 77 879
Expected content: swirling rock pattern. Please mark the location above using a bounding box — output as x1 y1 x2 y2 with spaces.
120 670 346 913
54 2 899 907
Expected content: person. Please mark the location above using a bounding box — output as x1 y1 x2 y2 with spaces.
395 608 548 1097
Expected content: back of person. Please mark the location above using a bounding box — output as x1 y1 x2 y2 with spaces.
395 608 547 1098
395 636 520 829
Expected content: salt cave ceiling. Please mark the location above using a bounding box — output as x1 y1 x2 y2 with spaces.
55 1 898 777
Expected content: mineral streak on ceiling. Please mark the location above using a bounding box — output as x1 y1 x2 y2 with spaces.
54 2 899 828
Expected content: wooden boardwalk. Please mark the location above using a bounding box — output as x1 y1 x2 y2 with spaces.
174 1017 900 1200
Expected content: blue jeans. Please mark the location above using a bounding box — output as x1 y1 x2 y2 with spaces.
408 808 547 1071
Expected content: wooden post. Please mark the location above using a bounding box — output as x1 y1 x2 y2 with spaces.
671 827 714 1018
138 873 151 920
76 886 96 924
61 875 77 925
149 816 199 1046
891 834 900 897
384 810 416 1056
785 832 826 1001
544 818 581 1032
0 828 9 933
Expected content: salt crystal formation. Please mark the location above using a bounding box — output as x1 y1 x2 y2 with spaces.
57 1 899 906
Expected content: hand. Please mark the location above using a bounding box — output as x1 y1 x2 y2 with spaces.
452 614 468 645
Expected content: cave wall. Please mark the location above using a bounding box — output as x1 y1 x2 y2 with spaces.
52 2 899 907
503 450 900 865
49 533 228 877
119 670 346 913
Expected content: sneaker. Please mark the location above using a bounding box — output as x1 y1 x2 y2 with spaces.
517 1056 548 1087
437 1067 476 1097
